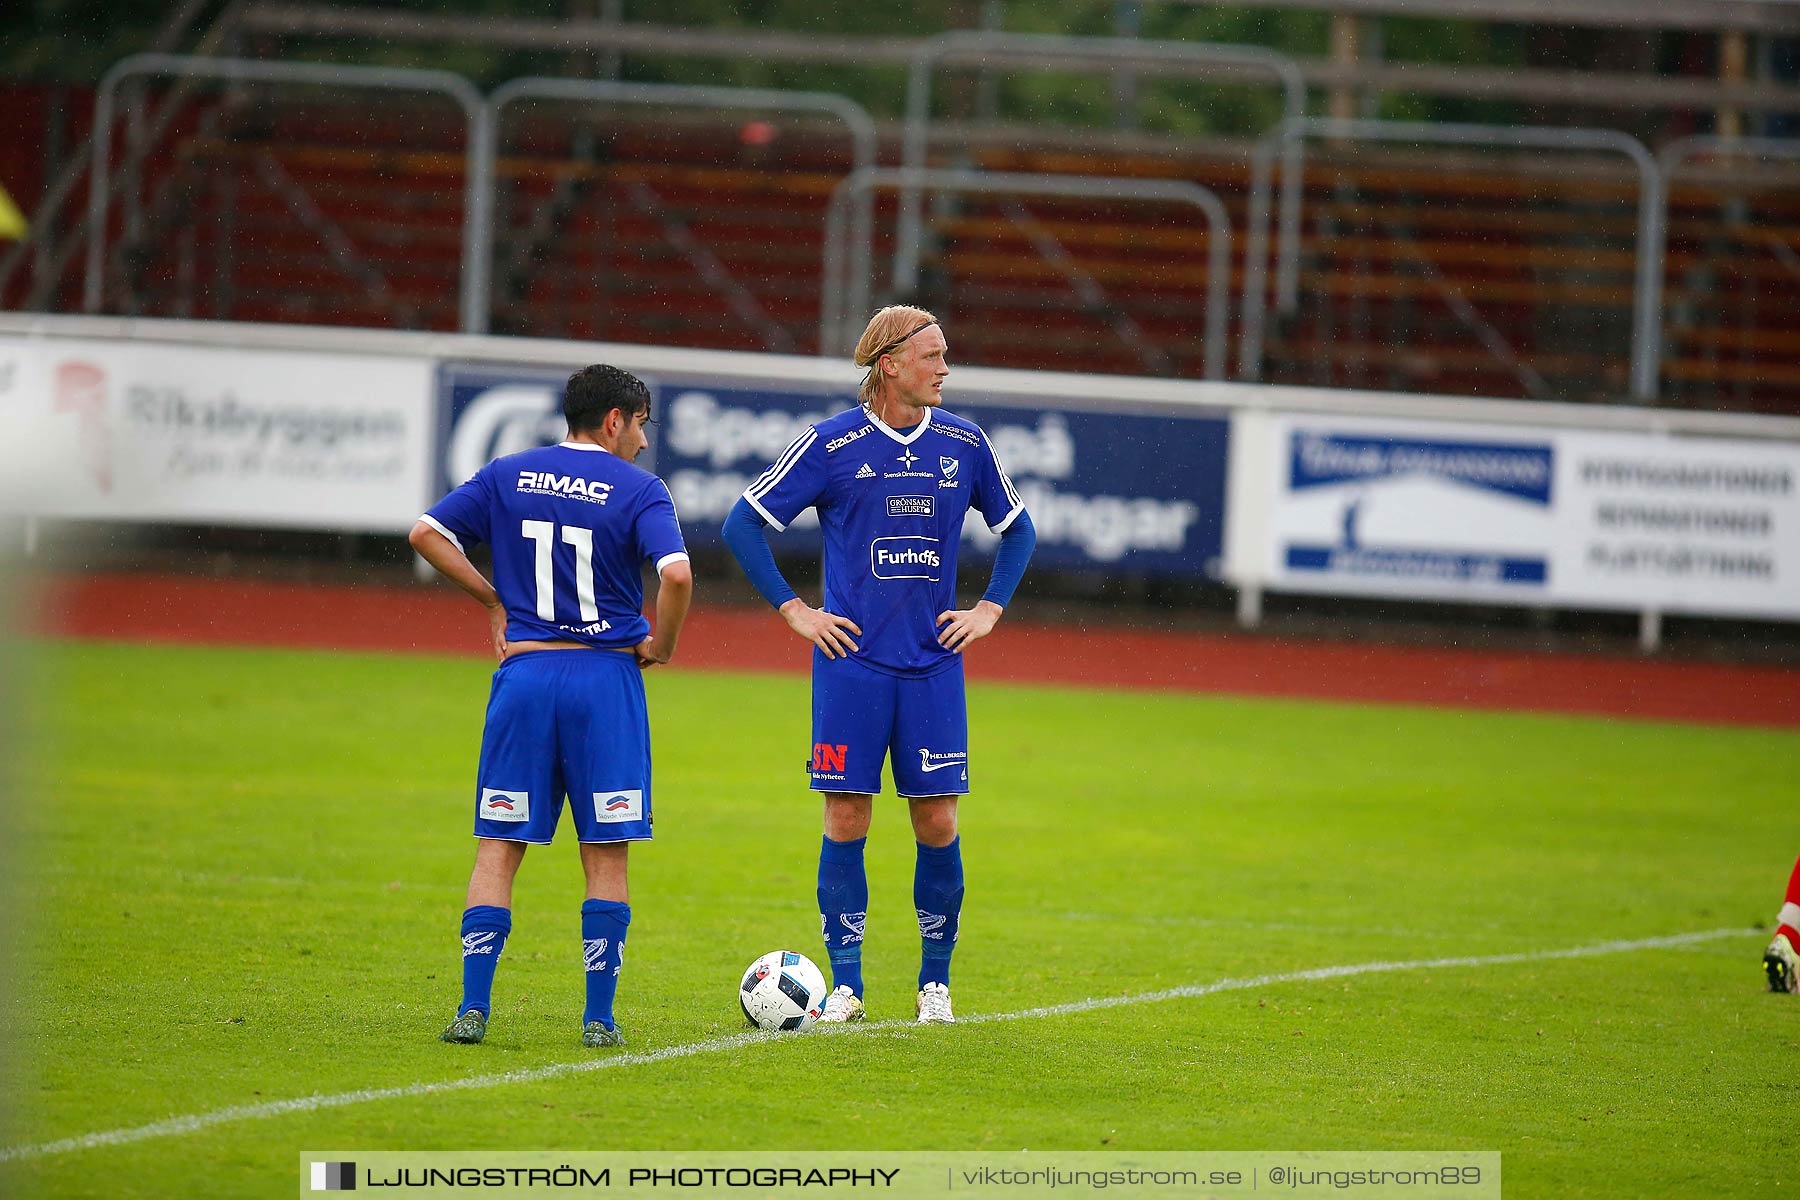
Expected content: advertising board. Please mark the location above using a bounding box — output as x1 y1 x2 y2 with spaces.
1259 414 1799 618
435 361 1229 576
0 336 433 533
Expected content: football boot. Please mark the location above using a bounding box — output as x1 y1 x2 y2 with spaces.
916 982 956 1024
818 985 865 1024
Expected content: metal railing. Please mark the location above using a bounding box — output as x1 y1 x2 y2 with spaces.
471 77 878 337
1647 135 1800 402
84 54 488 326
1236 117 1658 402
895 32 1305 303
57 50 1800 411
825 167 1233 380
0 0 233 308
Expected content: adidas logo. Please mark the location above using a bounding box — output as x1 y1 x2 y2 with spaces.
855 463 876 479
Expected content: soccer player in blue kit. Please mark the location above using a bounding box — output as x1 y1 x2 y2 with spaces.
722 306 1036 1024
410 364 692 1048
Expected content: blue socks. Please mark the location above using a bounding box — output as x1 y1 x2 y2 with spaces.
818 835 966 994
458 900 633 1028
458 905 511 1017
915 838 964 989
817 835 869 997
580 898 631 1029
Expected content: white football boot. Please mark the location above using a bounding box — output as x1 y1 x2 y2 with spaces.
818 985 865 1023
916 981 956 1024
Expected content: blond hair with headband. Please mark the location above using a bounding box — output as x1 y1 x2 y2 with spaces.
853 305 939 406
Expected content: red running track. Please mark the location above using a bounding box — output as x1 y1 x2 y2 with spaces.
31 572 1800 730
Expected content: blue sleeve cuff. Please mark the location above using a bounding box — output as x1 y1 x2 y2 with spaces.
722 496 800 610
979 510 1035 609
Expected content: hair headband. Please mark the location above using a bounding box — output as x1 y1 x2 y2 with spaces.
872 319 938 362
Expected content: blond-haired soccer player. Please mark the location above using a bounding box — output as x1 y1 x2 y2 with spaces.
721 306 1036 1024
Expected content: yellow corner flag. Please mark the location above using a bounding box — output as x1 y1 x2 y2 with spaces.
0 184 27 240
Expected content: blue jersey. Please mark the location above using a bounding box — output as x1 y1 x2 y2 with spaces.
743 406 1025 676
423 441 688 649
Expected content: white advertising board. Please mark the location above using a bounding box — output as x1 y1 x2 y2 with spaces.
0 336 434 533
1256 414 1800 619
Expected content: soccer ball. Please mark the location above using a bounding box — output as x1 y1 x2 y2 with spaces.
739 950 828 1031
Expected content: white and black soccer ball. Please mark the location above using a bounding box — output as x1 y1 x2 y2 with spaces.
739 950 827 1031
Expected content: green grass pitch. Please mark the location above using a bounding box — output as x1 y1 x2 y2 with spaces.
3 639 1796 1198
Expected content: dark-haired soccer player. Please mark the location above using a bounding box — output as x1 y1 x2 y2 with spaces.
722 305 1036 1025
1767 855 1800 994
411 364 692 1048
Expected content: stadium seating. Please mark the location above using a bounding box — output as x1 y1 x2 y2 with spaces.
6 79 1800 413
969 141 1800 412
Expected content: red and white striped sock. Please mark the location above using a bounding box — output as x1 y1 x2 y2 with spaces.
1777 855 1800 948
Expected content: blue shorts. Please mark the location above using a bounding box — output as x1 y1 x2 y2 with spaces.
473 649 653 844
810 653 968 798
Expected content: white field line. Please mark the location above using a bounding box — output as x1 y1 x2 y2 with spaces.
0 928 1747 1164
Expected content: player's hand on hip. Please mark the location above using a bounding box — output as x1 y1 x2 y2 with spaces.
780 598 861 659
487 602 509 663
634 637 668 669
937 600 1002 652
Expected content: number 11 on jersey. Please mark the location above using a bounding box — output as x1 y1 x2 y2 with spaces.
521 519 599 623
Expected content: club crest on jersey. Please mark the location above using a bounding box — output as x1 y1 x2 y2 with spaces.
516 471 613 504
480 788 530 822
939 457 958 479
